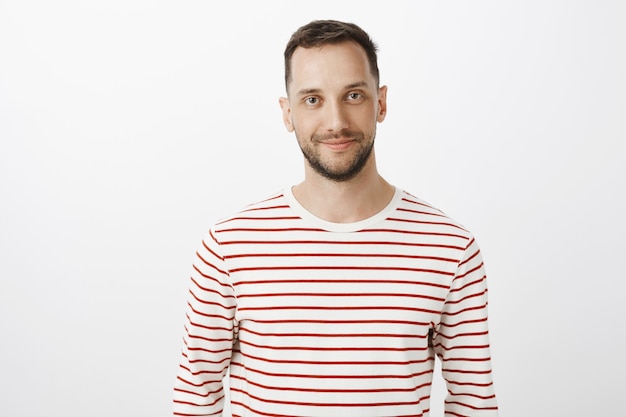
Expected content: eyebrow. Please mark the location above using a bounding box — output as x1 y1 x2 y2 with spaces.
295 88 321 97
345 81 369 90
294 81 370 97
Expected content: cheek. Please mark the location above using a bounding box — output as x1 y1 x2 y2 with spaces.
347 104 377 120
291 113 316 135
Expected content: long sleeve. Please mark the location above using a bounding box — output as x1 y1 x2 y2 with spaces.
173 229 237 416
433 236 498 417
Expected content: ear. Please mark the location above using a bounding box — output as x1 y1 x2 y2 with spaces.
376 85 388 123
278 97 294 132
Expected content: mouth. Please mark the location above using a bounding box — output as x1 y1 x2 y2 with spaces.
319 138 355 151
316 132 357 142
312 130 361 151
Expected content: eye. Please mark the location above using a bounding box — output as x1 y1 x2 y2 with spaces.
304 97 319 105
347 92 363 101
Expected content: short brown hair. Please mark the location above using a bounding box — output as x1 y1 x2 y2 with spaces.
284 20 380 90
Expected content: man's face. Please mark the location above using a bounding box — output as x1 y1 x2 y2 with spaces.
279 41 387 182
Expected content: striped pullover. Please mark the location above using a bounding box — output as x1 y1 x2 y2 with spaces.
174 187 498 417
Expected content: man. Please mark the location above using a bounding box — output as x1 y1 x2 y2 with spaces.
174 20 498 417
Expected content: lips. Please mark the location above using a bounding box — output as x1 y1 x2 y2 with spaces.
312 131 362 151
313 130 361 143
319 138 355 150
320 137 354 145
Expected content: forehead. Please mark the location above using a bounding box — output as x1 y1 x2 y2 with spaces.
288 41 373 93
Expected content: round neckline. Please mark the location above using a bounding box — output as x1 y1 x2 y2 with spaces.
283 185 402 233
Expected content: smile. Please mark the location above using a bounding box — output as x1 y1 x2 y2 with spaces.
319 139 355 151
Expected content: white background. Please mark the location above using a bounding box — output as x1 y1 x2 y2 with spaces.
1 1 625 416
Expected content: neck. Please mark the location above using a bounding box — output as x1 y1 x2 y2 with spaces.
292 154 395 223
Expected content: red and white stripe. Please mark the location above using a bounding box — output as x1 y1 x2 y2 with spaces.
174 188 498 417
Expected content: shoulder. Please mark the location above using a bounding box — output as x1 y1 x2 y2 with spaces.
395 189 474 240
211 190 293 233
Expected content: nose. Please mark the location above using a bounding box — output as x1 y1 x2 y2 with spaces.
324 100 349 133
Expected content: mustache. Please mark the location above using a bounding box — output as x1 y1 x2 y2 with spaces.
312 130 363 142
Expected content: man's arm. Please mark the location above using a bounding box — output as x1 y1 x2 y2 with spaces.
433 235 499 417
173 228 237 416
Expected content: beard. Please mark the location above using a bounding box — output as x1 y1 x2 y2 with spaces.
296 128 376 182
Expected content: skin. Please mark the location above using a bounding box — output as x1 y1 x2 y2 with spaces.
279 41 394 223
